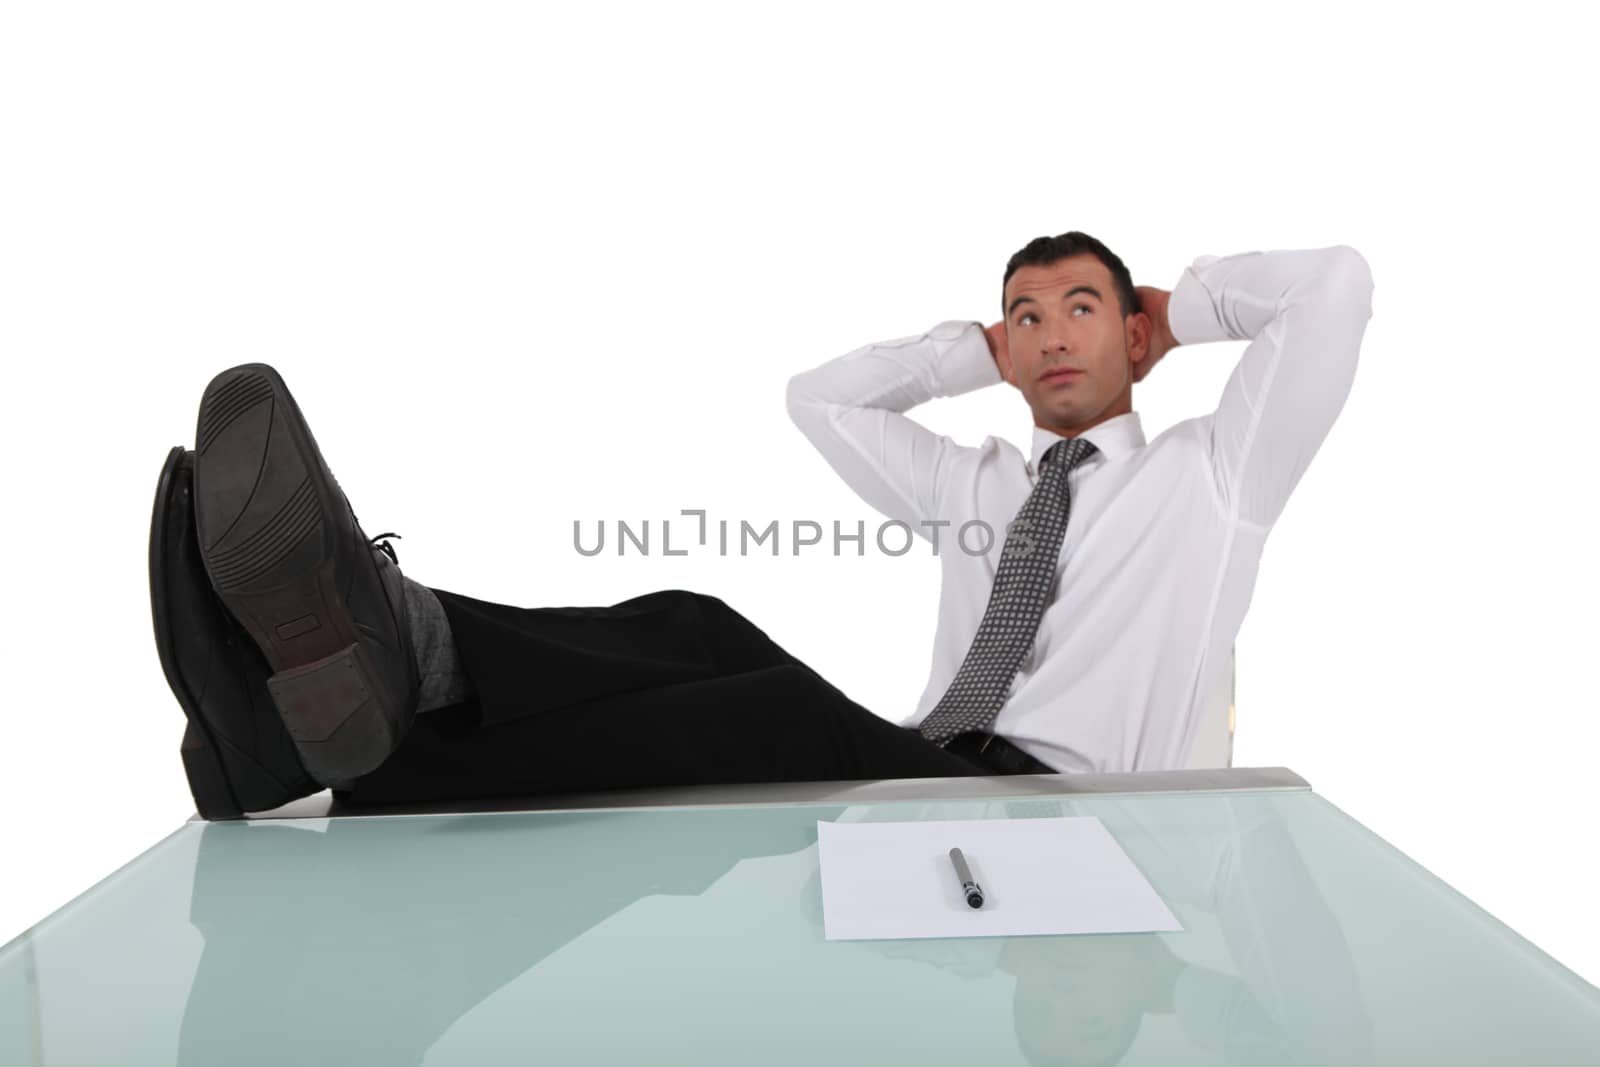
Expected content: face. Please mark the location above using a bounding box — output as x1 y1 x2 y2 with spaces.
1003 935 1155 1064
1000 255 1149 437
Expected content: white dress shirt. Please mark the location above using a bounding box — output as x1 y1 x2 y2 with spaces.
786 246 1376 773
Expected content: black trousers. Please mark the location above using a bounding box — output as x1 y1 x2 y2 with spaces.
337 588 995 806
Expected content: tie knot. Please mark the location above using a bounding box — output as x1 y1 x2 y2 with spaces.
1043 437 1098 474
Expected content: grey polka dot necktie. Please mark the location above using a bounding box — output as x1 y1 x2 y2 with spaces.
918 437 1099 746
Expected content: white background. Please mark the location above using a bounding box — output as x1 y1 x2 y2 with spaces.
2 0 1597 990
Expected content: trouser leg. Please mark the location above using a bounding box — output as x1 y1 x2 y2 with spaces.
342 661 982 806
403 585 867 728
419 587 721 729
344 586 982 806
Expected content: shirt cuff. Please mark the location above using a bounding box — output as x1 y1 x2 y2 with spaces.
1167 254 1236 346
927 320 1005 396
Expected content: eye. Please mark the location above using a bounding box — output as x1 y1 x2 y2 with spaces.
1072 304 1091 315
1018 312 1038 326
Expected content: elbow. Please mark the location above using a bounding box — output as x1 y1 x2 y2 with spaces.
1323 245 1376 312
1296 245 1375 325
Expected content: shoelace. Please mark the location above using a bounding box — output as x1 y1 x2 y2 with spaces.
346 493 402 567
368 531 402 566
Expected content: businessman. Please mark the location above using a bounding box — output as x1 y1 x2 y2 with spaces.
786 234 1375 775
149 233 1374 815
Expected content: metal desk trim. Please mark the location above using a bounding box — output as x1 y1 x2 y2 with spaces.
200 767 1310 823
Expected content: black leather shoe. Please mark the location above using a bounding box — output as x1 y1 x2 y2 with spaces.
192 364 421 786
149 445 322 817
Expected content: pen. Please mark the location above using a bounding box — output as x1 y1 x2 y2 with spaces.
949 847 984 909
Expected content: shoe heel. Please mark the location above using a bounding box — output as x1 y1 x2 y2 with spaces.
266 643 399 781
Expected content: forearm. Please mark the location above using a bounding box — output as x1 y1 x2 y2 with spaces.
785 320 1000 529
785 320 1000 421
1168 246 1373 347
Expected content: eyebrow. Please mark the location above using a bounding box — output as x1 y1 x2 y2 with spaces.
1006 285 1103 318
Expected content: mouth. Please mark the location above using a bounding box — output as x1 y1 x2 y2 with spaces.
1038 368 1085 384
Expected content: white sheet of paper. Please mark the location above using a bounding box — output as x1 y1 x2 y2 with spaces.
816 816 1183 941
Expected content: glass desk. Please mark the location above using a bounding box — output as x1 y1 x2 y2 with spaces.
3 768 1596 1065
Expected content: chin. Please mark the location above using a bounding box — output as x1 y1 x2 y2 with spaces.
1045 407 1084 428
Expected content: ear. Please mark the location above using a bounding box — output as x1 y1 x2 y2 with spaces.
1127 312 1152 365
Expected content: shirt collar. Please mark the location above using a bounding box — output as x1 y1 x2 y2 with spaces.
1028 411 1146 473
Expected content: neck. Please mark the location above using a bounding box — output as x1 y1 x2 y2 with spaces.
1036 395 1132 438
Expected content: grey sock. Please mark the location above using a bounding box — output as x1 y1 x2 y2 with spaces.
401 574 476 713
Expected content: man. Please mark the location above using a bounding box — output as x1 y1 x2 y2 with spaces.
787 233 1375 774
149 233 1373 816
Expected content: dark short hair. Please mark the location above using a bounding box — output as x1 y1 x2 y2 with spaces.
1002 231 1140 320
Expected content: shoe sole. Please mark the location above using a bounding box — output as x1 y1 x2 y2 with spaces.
193 365 401 782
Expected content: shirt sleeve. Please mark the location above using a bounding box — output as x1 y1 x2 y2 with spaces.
785 320 1002 535
1167 245 1376 531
